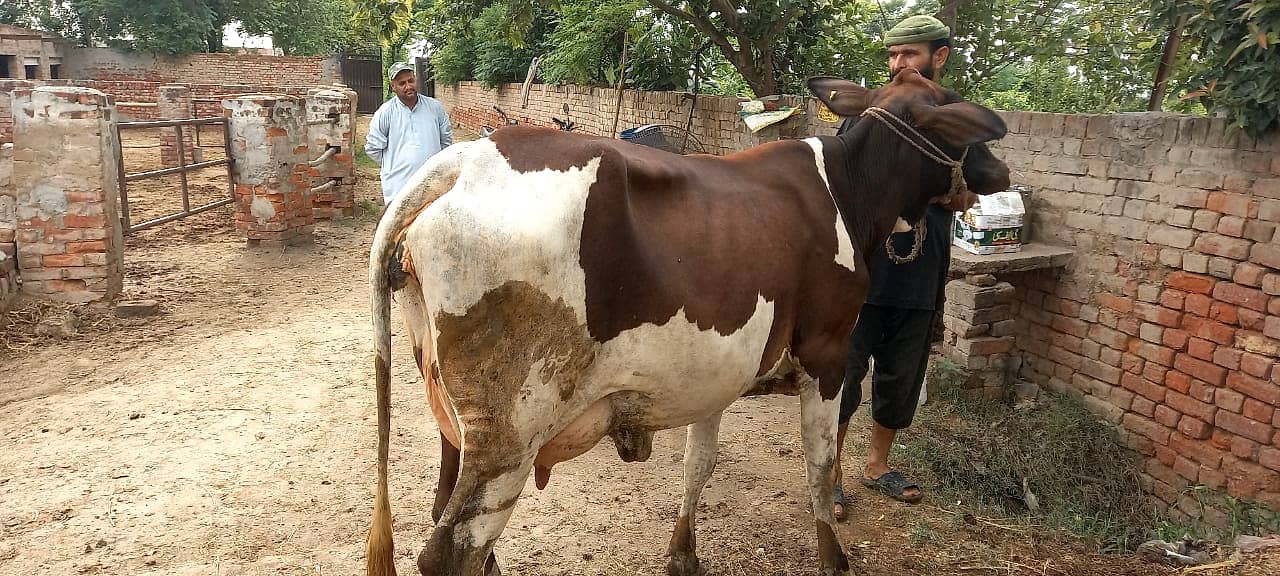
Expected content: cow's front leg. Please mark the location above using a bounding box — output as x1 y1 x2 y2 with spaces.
799 382 851 576
418 441 532 576
666 411 722 576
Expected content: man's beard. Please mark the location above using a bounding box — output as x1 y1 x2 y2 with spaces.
890 63 936 81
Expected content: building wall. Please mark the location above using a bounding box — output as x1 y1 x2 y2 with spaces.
0 24 65 81
62 47 340 88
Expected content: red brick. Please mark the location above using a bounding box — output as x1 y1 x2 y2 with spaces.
1212 347 1242 371
1134 302 1182 328
1146 460 1182 487
1184 293 1212 316
1213 282 1269 312
1233 262 1268 287
1128 340 1177 367
1213 386 1244 414
1239 353 1273 379
1217 215 1246 237
1158 289 1186 310
1207 191 1257 217
1230 436 1259 459
1226 372 1278 405
1165 271 1216 295
1142 362 1168 383
1177 416 1213 440
1051 315 1090 339
1168 390 1217 423
1187 338 1216 361
1089 324 1130 350
1189 379 1217 403
1120 352 1145 375
1243 398 1274 424
1199 465 1228 489
1169 431 1226 468
1181 315 1236 345
1238 308 1266 331
1211 429 1233 450
1081 358 1122 385
62 214 107 229
41 253 85 267
1166 370 1193 394
1097 293 1133 314
1161 328 1190 350
1216 411 1274 444
1154 445 1177 466
1154 404 1181 427
1265 274 1280 296
1122 372 1167 403
1271 297 1280 316
1261 447 1280 472
1194 233 1253 260
1268 316 1280 340
1132 395 1157 417
1209 302 1239 325
1123 413 1171 444
65 240 107 254
1174 353 1228 386
1252 242 1280 269
1048 346 1083 371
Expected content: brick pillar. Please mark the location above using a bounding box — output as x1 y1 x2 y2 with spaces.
224 95 313 246
305 89 355 219
940 274 1019 398
12 86 124 304
157 84 196 167
0 143 16 309
0 80 35 144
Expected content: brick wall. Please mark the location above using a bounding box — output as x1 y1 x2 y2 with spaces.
0 143 15 310
439 83 1280 517
437 81 838 155
989 112 1280 517
62 47 340 88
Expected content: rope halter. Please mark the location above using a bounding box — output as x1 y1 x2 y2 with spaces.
859 106 970 204
859 105 970 264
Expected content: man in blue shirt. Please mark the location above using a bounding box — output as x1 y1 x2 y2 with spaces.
365 61 453 204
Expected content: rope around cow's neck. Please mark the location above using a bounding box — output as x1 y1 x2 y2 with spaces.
859 105 970 264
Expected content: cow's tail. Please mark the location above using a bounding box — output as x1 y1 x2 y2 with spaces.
366 145 465 576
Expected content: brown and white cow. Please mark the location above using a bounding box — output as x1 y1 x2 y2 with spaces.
365 70 1010 576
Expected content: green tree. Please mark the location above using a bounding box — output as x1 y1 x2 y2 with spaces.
351 0 416 92
1154 0 1280 137
241 0 352 55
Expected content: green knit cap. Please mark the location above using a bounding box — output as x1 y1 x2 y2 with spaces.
884 14 951 46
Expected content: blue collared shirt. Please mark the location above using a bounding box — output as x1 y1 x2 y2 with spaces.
365 94 452 203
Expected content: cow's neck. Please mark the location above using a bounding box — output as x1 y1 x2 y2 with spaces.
827 122 940 259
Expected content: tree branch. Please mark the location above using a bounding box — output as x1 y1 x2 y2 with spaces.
762 6 802 45
710 0 751 52
646 0 736 57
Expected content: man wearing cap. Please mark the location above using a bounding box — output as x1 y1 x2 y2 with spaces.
831 14 974 519
365 61 453 204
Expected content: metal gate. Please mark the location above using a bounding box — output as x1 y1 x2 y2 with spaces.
341 52 384 114
114 117 234 234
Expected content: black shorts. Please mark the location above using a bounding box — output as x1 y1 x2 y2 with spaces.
838 303 935 430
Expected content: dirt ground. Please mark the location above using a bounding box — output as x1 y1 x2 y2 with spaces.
0 117 1220 576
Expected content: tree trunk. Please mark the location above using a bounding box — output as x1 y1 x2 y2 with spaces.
1148 14 1188 111
934 0 967 30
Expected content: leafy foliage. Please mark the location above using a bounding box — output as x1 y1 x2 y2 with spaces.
241 0 352 55
1155 0 1280 137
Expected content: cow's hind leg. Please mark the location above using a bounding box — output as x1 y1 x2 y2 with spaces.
799 383 851 576
419 446 532 576
666 411 723 576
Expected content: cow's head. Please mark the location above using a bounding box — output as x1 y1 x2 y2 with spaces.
808 70 1010 222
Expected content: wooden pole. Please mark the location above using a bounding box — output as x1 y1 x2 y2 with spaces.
610 31 629 138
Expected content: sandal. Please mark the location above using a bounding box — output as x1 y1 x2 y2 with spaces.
833 484 848 522
861 471 923 504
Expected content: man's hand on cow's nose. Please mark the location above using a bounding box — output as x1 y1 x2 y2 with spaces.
936 190 977 212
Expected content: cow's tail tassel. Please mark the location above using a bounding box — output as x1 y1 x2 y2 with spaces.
367 188 398 576
365 146 461 576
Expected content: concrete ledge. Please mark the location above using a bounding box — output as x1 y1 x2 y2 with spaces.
950 243 1075 275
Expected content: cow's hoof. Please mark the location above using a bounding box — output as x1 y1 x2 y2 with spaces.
665 553 704 576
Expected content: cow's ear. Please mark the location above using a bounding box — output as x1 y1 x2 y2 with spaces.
907 101 1007 147
807 76 871 117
